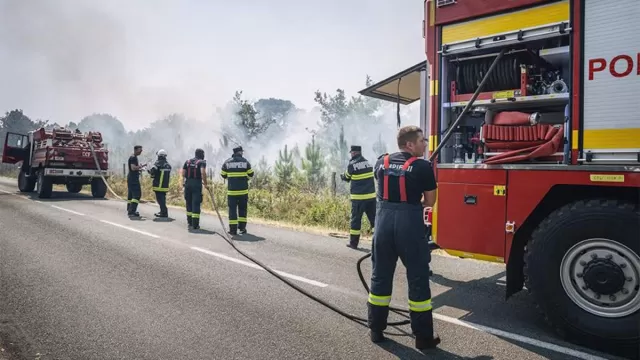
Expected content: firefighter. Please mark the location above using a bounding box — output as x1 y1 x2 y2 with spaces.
148 149 171 218
127 145 146 217
367 125 440 350
220 146 253 235
181 148 208 230
340 145 376 249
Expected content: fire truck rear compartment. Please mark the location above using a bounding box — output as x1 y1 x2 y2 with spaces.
439 36 572 166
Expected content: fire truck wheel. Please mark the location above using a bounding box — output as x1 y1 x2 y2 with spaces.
91 178 107 198
36 171 53 199
524 199 640 350
18 168 36 192
65 183 82 193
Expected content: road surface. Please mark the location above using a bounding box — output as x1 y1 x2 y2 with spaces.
0 177 630 360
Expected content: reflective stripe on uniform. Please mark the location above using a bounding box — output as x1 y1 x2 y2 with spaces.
247 168 254 175
368 293 391 307
351 172 374 181
350 229 361 235
343 170 352 180
130 199 139 203
228 219 239 225
351 192 376 200
192 213 200 219
220 170 228 176
228 189 249 196
226 172 249 178
238 217 247 223
408 298 433 312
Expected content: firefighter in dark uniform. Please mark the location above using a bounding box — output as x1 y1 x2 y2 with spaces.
220 146 253 235
340 145 376 249
367 125 440 350
127 145 146 217
181 148 208 230
148 149 171 218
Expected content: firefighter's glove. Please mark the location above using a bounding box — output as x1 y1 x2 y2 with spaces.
340 174 347 182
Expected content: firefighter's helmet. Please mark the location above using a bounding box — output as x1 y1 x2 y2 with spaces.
157 149 167 157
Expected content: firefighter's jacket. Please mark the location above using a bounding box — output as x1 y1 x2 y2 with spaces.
149 158 172 192
220 155 254 196
343 154 376 200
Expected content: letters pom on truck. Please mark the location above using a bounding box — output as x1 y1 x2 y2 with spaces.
1 126 110 199
359 0 640 356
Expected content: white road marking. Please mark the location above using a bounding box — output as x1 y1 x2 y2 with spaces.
50 205 85 216
432 313 609 360
100 220 161 238
191 246 329 288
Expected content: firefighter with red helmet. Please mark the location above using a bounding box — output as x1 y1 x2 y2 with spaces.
367 125 440 350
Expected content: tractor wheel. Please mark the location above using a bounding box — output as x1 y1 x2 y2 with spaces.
36 171 53 199
18 168 36 192
91 178 107 198
524 199 640 354
66 183 83 193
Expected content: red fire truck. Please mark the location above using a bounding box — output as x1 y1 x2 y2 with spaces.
360 0 639 352
2 127 109 198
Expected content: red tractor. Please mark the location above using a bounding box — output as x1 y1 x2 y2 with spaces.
2 127 109 198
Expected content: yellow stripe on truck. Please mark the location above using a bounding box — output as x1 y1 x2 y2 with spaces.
441 0 569 44
583 128 640 150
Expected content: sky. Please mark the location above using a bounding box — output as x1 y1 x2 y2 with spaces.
0 0 425 131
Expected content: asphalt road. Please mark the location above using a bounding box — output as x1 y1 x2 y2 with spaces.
0 177 631 360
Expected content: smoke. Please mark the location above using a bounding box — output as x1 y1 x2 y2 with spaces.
0 0 420 172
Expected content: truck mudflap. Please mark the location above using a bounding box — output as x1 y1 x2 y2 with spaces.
44 168 109 177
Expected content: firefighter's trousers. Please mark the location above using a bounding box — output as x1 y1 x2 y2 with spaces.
127 178 141 214
228 194 248 233
349 198 376 247
154 191 168 215
367 201 434 338
184 179 203 227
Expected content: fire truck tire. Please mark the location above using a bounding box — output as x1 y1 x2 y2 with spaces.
91 178 107 198
65 183 82 193
524 198 640 351
36 171 53 198
18 168 36 192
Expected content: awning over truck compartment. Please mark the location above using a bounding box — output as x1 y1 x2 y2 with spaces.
358 61 426 105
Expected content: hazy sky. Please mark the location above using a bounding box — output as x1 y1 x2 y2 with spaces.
0 0 425 131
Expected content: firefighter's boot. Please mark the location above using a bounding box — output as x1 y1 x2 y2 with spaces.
192 217 200 230
370 330 385 343
415 333 441 350
187 215 193 228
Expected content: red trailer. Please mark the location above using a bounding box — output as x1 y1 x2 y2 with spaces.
2 127 109 198
360 0 639 352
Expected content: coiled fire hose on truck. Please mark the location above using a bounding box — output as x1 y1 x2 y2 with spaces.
86 142 411 328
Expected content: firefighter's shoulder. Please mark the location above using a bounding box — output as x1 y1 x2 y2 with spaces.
377 153 389 160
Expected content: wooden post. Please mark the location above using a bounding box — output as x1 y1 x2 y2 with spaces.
122 163 125 177
331 171 336 196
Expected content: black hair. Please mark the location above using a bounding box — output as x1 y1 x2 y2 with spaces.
195 148 205 159
134 145 142 151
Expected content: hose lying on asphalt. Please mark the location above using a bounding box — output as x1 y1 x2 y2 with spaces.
87 142 410 327
203 185 412 326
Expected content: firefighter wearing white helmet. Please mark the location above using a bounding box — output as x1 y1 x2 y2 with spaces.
148 149 172 217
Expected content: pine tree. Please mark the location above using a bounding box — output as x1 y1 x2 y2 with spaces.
274 144 297 191
302 135 326 191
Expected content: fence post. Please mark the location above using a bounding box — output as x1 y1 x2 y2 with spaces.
331 171 336 197
122 163 125 177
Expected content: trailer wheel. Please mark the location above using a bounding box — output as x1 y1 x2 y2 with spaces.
524 199 640 351
91 178 107 198
66 183 82 193
18 168 36 192
36 171 53 198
